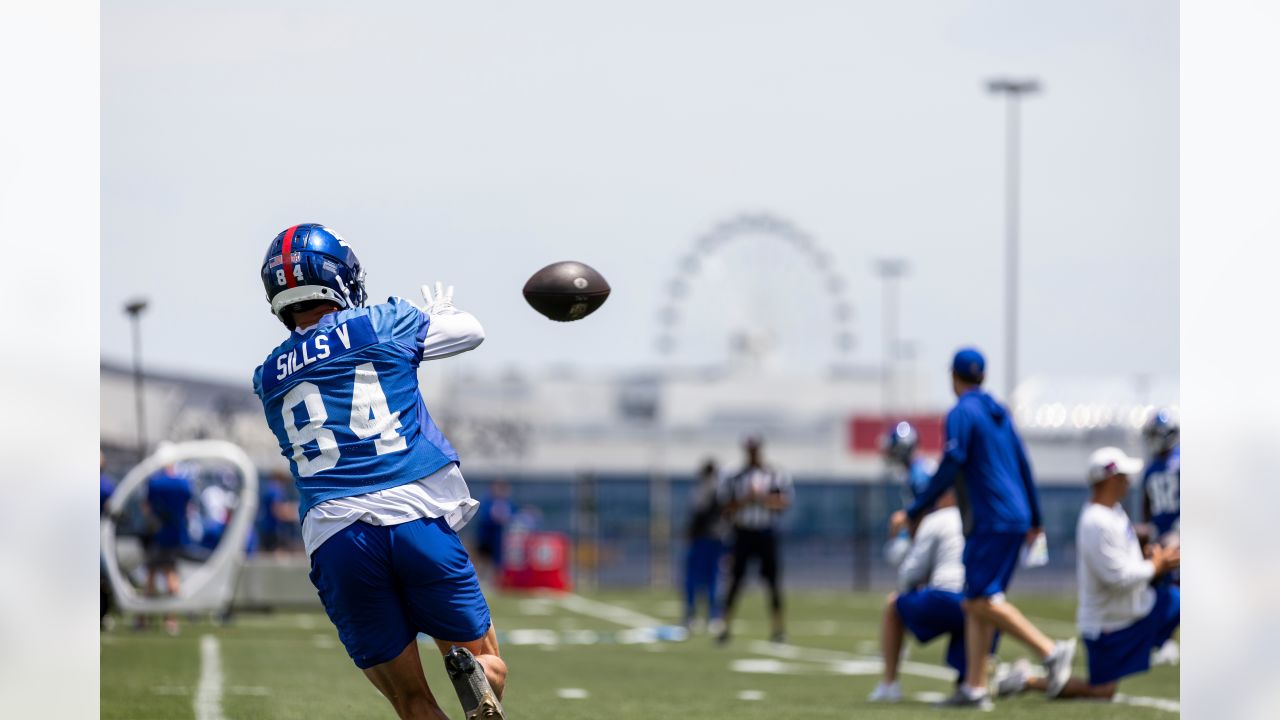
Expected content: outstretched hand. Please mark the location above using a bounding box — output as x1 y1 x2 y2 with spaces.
888 510 909 537
421 281 456 315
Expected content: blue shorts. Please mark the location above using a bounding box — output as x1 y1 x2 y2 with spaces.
896 588 966 644
1085 584 1180 685
309 516 492 669
896 588 999 677
962 532 1024 599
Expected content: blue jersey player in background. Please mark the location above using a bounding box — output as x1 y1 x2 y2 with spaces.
1141 409 1180 541
252 223 506 720
880 421 935 565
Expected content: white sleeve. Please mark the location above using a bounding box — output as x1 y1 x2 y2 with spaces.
1082 516 1155 591
897 516 937 591
421 309 485 361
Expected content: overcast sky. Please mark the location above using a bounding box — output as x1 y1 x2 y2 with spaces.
101 0 1177 404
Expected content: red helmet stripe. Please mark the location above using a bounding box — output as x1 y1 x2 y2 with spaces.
281 225 299 288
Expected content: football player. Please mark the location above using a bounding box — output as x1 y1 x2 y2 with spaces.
883 422 935 502
889 348 1076 709
1141 409 1180 544
992 448 1180 701
881 422 936 562
869 476 996 701
251 224 505 720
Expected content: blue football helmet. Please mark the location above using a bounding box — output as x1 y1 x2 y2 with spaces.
882 421 918 467
1142 409 1180 455
260 224 366 327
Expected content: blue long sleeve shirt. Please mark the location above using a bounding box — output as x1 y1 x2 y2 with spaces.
907 389 1042 535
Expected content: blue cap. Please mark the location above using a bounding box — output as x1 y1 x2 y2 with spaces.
951 347 985 383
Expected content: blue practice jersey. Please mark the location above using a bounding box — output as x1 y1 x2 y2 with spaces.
100 472 116 516
252 298 459 520
1143 445 1180 536
906 458 935 500
147 470 193 547
908 389 1042 535
259 481 285 534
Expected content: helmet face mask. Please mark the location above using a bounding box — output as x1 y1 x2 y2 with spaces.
260 224 367 328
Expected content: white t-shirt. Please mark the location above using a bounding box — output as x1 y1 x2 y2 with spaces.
294 305 484 556
898 506 965 594
1076 501 1156 638
302 462 478 556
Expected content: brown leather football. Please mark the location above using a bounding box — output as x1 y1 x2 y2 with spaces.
522 261 610 321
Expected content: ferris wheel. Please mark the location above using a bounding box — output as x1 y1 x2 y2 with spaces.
655 212 857 371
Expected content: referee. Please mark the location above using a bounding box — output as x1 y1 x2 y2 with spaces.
716 436 793 645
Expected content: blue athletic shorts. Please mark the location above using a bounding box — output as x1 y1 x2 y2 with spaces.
896 588 966 644
1085 584 1180 685
962 532 1024 599
309 516 492 669
896 588 999 676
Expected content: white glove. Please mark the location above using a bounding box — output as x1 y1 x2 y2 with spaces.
420 281 456 315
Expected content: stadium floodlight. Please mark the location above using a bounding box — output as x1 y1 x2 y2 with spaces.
123 298 149 458
985 76 1042 403
987 78 1041 95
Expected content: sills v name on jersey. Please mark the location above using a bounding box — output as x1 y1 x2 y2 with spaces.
274 321 364 384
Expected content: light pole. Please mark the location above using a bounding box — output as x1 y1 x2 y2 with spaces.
874 258 909 421
986 77 1040 402
124 298 149 461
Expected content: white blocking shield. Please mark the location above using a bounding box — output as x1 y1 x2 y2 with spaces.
102 440 260 614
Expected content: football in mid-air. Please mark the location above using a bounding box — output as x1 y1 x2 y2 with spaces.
522 261 611 321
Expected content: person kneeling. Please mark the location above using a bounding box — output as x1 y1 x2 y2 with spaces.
995 447 1180 701
869 489 994 702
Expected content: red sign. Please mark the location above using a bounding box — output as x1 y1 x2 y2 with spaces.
499 531 572 592
849 414 945 456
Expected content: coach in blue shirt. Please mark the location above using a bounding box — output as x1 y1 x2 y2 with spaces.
890 348 1076 708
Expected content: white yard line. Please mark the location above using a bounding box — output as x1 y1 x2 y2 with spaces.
749 640 1178 712
556 593 666 629
552 594 1179 714
1114 693 1180 713
747 640 955 681
556 688 590 699
194 634 226 720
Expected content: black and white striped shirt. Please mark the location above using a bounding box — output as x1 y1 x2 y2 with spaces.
720 466 793 531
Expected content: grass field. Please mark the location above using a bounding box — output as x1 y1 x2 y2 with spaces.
101 587 1178 719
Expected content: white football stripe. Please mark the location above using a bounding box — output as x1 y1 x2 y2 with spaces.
556 688 589 699
194 635 226 720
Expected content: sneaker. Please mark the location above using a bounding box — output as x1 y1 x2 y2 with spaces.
992 659 1032 697
707 618 726 637
868 681 903 703
769 630 787 644
933 686 994 711
1042 639 1077 698
467 694 504 720
1152 639 1179 666
715 628 731 646
444 647 506 720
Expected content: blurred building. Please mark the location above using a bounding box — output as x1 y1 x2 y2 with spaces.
100 359 1175 591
